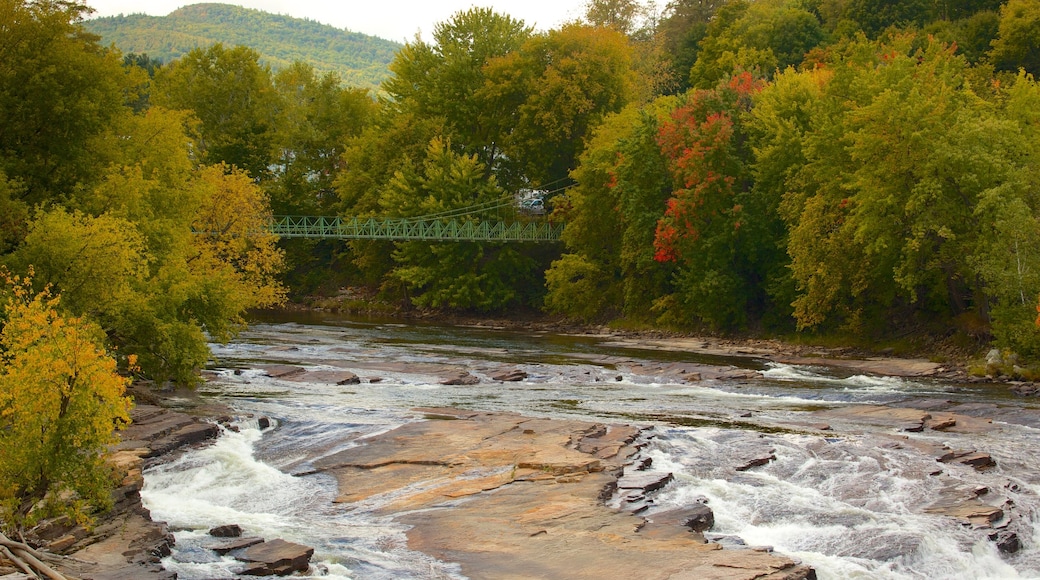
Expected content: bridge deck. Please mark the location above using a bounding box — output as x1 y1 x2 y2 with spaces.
266 216 563 242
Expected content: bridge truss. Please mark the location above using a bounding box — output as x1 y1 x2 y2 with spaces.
268 215 563 242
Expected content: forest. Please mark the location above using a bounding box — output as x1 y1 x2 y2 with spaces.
1 0 1039 528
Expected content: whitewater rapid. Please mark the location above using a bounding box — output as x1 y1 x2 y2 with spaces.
140 318 1040 579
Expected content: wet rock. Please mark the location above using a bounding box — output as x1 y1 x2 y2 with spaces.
928 418 957 431
1009 384 1038 397
736 452 776 471
209 524 242 538
322 410 816 580
490 369 528 382
257 416 272 430
938 449 996 471
440 372 480 385
958 453 996 471
648 504 715 532
207 536 265 555
989 530 1022 554
706 533 747 548
617 471 674 494
146 422 221 458
173 545 223 564
924 499 1003 528
237 538 314 576
261 365 306 378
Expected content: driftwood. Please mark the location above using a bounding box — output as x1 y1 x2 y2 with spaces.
0 532 70 580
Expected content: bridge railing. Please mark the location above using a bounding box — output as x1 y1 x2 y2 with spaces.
267 216 564 242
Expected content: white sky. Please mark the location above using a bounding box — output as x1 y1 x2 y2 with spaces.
84 1 588 43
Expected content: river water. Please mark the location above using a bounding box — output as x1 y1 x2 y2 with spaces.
140 314 1040 579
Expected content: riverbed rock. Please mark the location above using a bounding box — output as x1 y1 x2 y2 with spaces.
238 538 314 576
491 369 528 381
989 530 1021 554
816 405 993 434
283 369 360 385
207 536 265 555
645 504 716 533
208 524 242 538
937 449 997 471
310 409 814 579
924 499 1003 528
736 452 776 472
617 471 674 493
440 371 480 385
261 364 307 378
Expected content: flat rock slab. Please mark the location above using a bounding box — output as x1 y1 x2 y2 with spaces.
617 471 674 493
321 411 814 580
260 365 307 378
206 536 264 555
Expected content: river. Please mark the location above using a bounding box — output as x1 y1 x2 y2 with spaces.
140 314 1040 579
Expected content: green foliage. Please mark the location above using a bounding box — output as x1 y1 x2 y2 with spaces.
655 0 722 93
269 62 376 215
383 8 531 174
0 271 132 532
0 0 130 205
989 0 1040 75
689 0 825 89
545 253 615 321
842 0 933 37
84 3 401 90
385 139 538 311
152 43 279 178
485 24 638 187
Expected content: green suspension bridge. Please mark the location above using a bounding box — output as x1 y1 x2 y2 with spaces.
261 194 564 243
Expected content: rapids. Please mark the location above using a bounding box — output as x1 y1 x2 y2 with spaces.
140 315 1040 579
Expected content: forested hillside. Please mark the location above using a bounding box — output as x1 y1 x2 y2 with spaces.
85 3 400 89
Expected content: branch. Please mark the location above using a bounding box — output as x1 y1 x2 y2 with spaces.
0 532 68 580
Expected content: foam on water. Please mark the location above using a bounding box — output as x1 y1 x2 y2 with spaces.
762 363 914 391
142 425 463 580
643 428 1037 579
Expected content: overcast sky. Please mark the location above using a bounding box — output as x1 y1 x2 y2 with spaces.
84 1 588 43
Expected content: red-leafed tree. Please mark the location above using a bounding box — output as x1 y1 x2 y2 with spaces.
651 72 769 328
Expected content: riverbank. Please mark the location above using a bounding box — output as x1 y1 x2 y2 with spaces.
266 301 1040 391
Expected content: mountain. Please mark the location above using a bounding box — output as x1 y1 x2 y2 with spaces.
85 3 402 90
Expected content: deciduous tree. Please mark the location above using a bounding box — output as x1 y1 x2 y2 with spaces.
0 271 131 531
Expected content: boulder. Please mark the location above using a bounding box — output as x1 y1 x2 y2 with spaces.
989 530 1021 554
440 372 480 385
490 369 528 382
238 538 314 576
208 524 242 538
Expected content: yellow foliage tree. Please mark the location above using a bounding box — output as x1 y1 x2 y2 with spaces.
188 164 286 340
0 270 132 532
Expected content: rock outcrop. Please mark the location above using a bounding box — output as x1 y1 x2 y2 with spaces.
308 408 816 580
